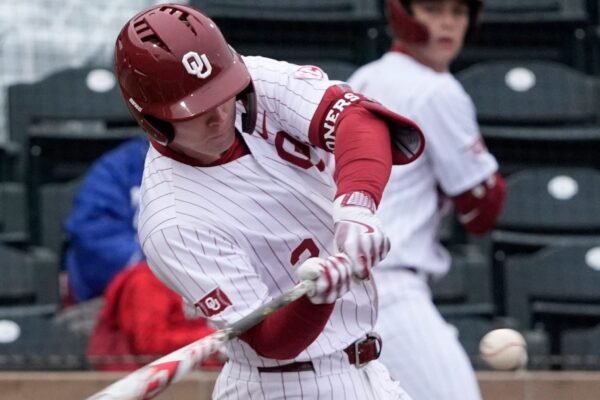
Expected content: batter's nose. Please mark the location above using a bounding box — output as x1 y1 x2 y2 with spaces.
205 104 228 127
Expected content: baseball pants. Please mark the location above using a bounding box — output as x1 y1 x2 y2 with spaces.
213 353 412 399
375 268 482 400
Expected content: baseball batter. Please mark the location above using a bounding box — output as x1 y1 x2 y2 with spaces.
114 4 425 399
349 1 506 399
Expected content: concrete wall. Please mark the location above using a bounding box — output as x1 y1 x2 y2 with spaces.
1 371 600 399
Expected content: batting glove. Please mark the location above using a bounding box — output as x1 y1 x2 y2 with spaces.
297 254 353 304
333 191 390 279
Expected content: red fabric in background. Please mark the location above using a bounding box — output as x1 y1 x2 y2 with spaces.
87 262 222 371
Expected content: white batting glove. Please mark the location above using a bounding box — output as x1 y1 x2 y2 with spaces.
333 191 390 279
297 254 353 304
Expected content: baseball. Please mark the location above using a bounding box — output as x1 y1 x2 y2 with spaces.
479 329 528 370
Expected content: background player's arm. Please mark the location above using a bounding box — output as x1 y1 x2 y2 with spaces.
451 172 506 234
418 78 506 235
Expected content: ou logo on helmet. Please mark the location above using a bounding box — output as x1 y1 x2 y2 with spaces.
182 51 212 79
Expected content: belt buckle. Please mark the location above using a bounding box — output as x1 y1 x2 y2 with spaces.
353 333 382 368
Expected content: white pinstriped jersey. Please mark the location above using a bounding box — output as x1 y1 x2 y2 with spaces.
349 52 498 277
138 56 378 368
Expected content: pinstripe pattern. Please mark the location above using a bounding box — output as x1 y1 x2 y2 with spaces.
349 52 497 277
137 56 404 397
214 358 411 400
349 52 491 399
375 270 480 400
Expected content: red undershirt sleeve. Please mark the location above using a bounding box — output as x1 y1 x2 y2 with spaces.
333 107 392 206
238 296 334 359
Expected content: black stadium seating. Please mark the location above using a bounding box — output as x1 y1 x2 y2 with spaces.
7 67 140 247
457 60 600 173
190 0 383 64
456 0 592 72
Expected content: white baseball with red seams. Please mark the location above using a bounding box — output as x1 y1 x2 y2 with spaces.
139 56 411 399
479 329 528 370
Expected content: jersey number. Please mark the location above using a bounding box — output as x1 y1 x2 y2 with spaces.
275 131 325 171
290 238 320 266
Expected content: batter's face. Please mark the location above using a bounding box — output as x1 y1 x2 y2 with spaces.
408 0 470 72
170 97 237 164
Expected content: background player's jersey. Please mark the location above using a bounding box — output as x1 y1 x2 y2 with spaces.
349 52 498 276
138 56 378 368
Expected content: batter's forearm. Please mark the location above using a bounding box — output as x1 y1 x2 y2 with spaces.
239 296 334 359
334 107 392 206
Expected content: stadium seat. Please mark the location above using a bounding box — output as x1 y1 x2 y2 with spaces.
504 244 600 331
0 182 27 246
495 167 600 234
433 244 495 318
490 166 600 314
0 142 19 182
0 314 88 371
561 323 600 370
7 67 139 246
457 60 599 126
591 13 600 74
457 60 600 173
39 180 81 258
8 67 136 178
0 245 60 310
455 0 591 72
190 0 383 64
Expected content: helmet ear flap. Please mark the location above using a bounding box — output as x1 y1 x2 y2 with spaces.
144 115 175 145
237 83 257 134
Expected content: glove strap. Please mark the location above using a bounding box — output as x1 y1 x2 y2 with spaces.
337 191 376 213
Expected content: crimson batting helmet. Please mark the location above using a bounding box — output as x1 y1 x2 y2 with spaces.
115 3 256 145
386 0 483 44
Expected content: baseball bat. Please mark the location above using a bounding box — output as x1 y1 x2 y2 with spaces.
86 280 315 400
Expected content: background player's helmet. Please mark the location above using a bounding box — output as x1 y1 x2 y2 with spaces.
386 0 483 44
115 3 256 144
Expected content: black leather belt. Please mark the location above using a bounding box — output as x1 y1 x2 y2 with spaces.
257 333 382 373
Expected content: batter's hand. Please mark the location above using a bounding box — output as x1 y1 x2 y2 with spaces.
297 254 353 304
333 191 390 279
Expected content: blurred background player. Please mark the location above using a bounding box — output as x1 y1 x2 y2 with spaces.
65 136 148 303
349 1 506 399
86 260 222 371
63 135 220 371
115 3 425 399
54 136 148 338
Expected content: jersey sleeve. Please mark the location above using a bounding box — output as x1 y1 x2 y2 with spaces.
415 78 499 196
246 57 339 146
142 224 269 329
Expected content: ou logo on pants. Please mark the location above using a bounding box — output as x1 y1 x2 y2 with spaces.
182 51 212 79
